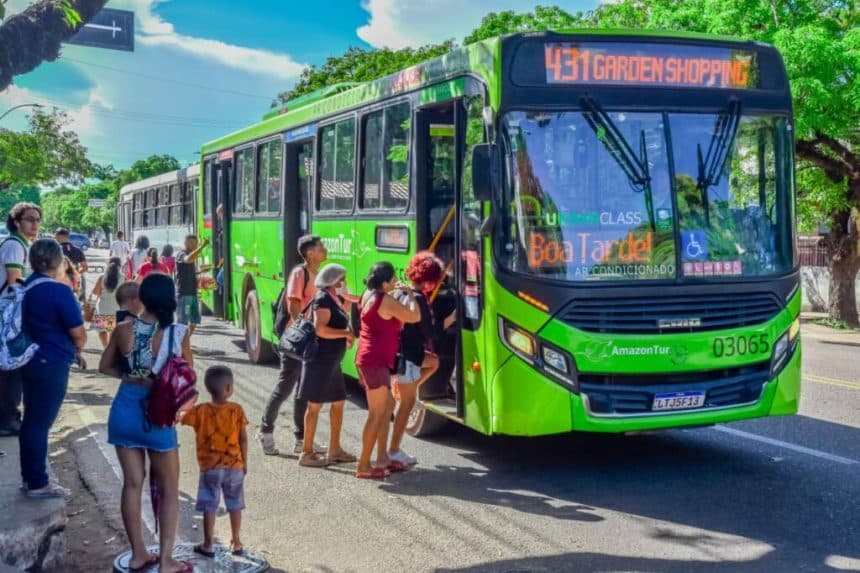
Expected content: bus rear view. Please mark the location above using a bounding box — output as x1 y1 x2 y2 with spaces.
480 32 799 435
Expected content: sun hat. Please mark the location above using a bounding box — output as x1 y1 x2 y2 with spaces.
315 263 347 288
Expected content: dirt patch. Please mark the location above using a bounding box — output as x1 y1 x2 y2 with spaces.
45 422 125 572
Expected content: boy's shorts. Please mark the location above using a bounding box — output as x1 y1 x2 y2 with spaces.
195 468 245 513
397 360 422 384
177 295 201 325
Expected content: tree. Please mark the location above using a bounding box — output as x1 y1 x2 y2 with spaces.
273 42 456 107
0 184 40 216
463 6 589 45
0 108 91 186
0 0 109 92
114 154 180 190
593 0 860 324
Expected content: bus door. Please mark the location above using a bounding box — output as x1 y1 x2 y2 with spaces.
283 136 314 273
212 154 233 319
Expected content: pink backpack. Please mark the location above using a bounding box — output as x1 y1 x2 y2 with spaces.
146 325 197 428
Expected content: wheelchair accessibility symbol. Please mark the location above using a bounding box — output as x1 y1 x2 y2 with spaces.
682 231 708 261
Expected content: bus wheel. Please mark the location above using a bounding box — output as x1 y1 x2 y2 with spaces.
406 400 448 437
244 290 275 364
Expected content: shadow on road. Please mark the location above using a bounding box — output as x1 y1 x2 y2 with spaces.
383 419 860 571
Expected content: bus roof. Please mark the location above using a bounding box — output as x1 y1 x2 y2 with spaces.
201 29 773 156
119 163 200 197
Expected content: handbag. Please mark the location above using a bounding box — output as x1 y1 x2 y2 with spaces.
278 299 318 363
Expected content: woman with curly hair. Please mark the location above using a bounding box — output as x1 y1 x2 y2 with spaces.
388 251 457 466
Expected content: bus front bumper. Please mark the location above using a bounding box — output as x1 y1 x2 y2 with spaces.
489 345 801 436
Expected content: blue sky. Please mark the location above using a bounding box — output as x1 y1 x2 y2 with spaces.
2 0 600 168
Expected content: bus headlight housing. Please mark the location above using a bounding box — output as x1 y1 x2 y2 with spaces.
770 317 800 377
499 317 577 386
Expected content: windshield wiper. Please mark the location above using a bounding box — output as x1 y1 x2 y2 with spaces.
581 97 655 231
696 99 742 226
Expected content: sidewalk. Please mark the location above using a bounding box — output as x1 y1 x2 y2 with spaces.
800 311 860 346
0 437 67 571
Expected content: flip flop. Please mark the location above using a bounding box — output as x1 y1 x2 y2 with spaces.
386 460 409 473
128 553 159 572
355 467 390 479
193 544 215 558
232 547 247 556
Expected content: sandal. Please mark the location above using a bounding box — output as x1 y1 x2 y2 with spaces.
355 467 390 479
299 451 330 467
386 460 409 473
327 450 357 464
128 553 159 572
193 544 215 558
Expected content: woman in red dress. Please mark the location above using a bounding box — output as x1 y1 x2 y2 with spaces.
354 262 420 479
136 248 169 281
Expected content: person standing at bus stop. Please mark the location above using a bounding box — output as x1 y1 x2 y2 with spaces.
257 235 328 456
175 234 209 338
0 202 41 437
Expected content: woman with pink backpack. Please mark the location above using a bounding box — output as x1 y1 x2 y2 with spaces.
99 273 195 573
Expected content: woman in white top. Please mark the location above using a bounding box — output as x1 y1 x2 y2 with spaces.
90 257 125 347
130 235 150 279
99 273 193 573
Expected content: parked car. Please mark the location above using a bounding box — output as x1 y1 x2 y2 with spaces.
69 233 91 251
0 228 8 238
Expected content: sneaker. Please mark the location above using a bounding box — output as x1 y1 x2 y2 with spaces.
389 449 417 466
256 431 279 456
294 439 327 455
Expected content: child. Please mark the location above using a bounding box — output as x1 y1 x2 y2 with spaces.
181 366 249 557
114 281 143 324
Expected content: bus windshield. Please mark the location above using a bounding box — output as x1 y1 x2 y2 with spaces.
499 109 794 282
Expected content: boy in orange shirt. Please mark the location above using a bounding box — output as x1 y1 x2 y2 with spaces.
181 365 249 557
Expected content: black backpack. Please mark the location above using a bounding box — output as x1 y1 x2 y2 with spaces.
272 265 309 338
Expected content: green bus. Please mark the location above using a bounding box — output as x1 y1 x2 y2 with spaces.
195 30 800 437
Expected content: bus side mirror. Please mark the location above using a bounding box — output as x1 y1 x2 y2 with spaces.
471 143 496 202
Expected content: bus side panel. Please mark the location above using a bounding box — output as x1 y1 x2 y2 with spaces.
254 219 284 344
769 343 801 415
229 219 258 325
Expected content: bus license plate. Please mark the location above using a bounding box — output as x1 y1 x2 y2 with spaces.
652 391 705 412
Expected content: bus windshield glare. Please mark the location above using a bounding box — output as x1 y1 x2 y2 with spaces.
499 109 794 282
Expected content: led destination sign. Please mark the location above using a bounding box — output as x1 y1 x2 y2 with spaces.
543 42 757 89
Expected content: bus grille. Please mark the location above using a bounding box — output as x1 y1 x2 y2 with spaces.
560 292 783 334
579 362 771 416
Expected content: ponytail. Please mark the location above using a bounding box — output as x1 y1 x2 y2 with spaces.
147 247 159 268
364 261 396 291
104 257 122 291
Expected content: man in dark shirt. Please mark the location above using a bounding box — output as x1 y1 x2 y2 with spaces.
176 234 208 337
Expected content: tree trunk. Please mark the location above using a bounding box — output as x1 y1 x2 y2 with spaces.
824 210 860 327
0 0 109 92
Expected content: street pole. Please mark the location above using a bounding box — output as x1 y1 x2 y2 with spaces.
0 103 44 123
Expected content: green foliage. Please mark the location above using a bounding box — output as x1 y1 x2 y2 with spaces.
0 185 40 218
274 42 455 106
58 0 82 27
0 108 91 187
0 0 6 21
463 6 589 45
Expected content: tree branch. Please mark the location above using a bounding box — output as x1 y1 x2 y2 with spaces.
816 130 860 174
0 0 108 93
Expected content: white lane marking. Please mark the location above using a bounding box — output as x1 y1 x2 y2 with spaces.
714 425 858 465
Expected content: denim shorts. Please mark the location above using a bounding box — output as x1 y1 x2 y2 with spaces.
195 468 245 513
397 360 422 384
108 383 178 452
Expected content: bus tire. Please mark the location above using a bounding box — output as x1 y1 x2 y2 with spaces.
406 400 448 438
244 290 275 364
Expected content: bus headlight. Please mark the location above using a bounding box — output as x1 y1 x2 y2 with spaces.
770 318 800 377
500 318 536 362
542 346 568 374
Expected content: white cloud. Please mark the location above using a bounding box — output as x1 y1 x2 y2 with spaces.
0 83 103 139
138 34 305 80
357 0 601 49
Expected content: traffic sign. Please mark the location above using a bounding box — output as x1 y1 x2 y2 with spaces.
88 198 106 208
66 9 134 52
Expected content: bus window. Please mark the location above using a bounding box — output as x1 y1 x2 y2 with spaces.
203 159 213 217
234 148 255 216
318 118 356 212
256 139 283 214
360 102 410 211
460 96 485 328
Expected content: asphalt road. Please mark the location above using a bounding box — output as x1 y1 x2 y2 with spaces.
65 250 860 572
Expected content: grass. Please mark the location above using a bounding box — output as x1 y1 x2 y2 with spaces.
814 317 860 331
